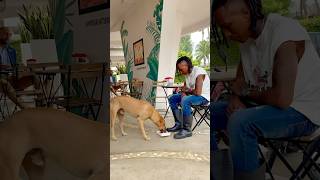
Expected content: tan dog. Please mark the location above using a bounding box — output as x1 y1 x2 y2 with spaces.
110 96 166 141
0 108 107 180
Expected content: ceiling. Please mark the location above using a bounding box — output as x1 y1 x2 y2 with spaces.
110 0 210 35
110 0 143 32
110 0 209 63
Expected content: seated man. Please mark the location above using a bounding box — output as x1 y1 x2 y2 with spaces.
0 27 38 109
167 56 210 139
211 0 320 179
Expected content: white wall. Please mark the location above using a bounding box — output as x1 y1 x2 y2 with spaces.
119 0 161 99
154 0 183 108
70 5 109 63
158 0 182 82
69 3 109 123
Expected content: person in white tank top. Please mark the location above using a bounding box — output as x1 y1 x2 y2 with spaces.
211 0 319 179
167 56 210 139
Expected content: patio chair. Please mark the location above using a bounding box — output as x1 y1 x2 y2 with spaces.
27 62 64 107
55 63 106 121
126 79 143 99
258 128 320 180
191 84 216 131
0 79 19 120
0 64 44 120
191 102 210 131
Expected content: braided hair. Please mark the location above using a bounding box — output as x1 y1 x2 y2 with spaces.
211 0 264 48
176 56 193 74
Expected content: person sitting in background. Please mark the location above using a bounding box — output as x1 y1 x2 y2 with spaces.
167 56 210 139
0 27 39 108
211 0 320 179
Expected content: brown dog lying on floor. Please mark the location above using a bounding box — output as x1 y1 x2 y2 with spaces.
110 95 167 141
0 108 107 180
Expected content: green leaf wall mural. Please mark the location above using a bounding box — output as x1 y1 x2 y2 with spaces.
153 0 163 32
146 22 160 81
146 0 163 104
120 21 134 81
50 0 75 64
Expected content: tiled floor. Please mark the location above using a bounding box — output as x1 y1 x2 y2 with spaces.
110 112 210 180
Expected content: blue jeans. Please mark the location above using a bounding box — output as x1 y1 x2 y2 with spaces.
211 101 318 172
168 93 208 117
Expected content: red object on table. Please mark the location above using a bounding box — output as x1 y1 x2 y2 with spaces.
26 59 37 64
72 53 89 64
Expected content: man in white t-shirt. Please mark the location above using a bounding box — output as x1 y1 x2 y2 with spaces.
167 56 210 139
211 0 320 179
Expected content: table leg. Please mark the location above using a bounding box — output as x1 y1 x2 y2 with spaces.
38 75 49 106
162 87 170 119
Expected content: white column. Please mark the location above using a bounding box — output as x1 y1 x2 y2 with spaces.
156 0 183 109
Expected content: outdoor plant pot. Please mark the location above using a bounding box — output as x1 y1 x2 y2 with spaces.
31 39 62 97
119 74 128 81
20 43 32 65
30 39 58 63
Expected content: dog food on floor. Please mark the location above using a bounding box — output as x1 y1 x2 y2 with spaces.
157 130 171 137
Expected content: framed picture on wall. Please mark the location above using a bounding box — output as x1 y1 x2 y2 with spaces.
78 0 109 15
133 39 145 66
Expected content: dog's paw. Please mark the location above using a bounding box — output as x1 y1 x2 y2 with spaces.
144 136 151 141
111 136 118 141
122 132 128 136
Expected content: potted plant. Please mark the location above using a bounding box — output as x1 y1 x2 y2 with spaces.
19 25 32 65
116 64 128 81
18 4 58 63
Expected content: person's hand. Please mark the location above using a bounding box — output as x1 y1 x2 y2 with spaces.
226 95 246 116
230 80 244 96
181 92 187 98
180 86 188 92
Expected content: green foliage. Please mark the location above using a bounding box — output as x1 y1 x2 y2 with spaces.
18 5 54 39
146 21 161 44
262 0 290 16
179 35 193 53
145 21 161 81
116 64 127 74
174 72 185 83
145 0 163 82
50 0 75 64
19 25 31 43
10 40 22 64
195 40 210 66
120 21 133 81
56 30 73 64
299 16 320 32
211 41 240 68
126 60 133 79
153 0 163 31
146 44 160 81
18 0 75 64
